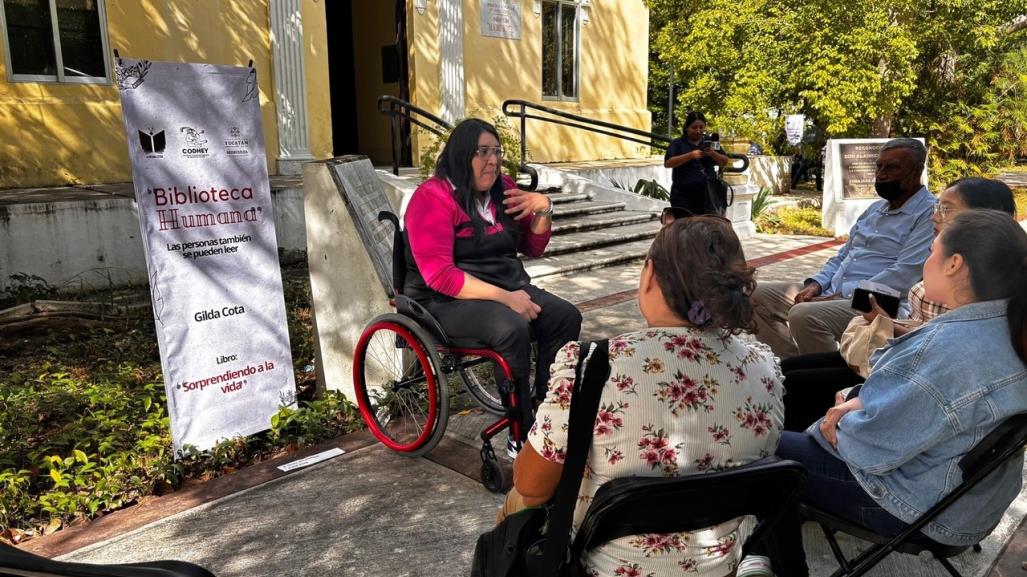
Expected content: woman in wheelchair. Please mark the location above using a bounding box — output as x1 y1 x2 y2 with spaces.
506 216 785 577
747 209 1027 577
403 118 582 454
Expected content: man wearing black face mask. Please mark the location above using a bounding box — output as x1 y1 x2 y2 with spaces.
752 138 936 358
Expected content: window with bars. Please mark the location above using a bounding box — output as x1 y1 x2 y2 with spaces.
541 0 578 100
0 0 110 83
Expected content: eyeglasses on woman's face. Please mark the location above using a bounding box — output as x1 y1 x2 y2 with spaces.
474 146 504 160
932 203 957 219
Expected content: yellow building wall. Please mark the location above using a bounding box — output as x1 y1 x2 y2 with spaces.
408 2 441 162
0 0 331 188
351 2 402 165
407 0 650 164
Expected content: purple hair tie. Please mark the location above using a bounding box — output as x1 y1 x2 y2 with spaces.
687 299 712 326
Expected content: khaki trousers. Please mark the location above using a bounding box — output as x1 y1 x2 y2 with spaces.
752 281 858 358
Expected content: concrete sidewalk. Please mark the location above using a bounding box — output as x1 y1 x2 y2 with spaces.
16 232 1027 577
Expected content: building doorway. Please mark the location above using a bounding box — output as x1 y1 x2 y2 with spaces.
325 0 410 165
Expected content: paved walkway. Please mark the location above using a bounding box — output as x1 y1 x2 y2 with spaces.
15 232 1027 577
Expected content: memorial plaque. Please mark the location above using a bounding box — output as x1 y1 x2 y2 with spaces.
839 142 884 199
480 0 521 39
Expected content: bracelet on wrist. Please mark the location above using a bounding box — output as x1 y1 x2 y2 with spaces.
533 197 554 217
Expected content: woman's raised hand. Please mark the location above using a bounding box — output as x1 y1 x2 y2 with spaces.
503 289 542 321
503 189 552 221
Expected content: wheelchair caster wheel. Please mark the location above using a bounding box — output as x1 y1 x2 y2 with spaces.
481 458 505 493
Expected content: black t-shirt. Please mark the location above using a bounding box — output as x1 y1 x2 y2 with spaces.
665 136 715 193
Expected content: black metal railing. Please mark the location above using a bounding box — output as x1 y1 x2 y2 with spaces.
376 95 538 190
377 95 451 176
501 99 750 176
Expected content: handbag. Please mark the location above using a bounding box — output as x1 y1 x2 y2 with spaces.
838 315 893 378
703 167 733 217
470 339 611 577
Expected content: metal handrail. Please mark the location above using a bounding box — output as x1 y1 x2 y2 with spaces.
377 95 452 176
375 95 539 190
501 99 750 175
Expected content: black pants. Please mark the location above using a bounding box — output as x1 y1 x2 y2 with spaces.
424 284 582 437
781 352 864 432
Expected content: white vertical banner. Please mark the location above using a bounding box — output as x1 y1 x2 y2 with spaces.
785 114 805 146
116 59 296 455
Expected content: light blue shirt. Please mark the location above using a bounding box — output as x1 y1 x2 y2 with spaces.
809 299 1027 545
809 187 936 299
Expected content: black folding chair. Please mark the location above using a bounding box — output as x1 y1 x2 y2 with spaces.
569 457 807 575
801 412 1027 577
0 542 216 577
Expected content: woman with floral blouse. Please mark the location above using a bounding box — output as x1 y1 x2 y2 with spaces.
502 216 785 577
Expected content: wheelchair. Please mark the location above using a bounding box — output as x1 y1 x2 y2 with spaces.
352 211 530 493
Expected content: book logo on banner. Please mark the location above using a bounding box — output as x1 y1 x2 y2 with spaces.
138 129 166 157
180 126 210 158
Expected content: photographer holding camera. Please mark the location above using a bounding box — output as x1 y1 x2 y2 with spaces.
664 111 731 216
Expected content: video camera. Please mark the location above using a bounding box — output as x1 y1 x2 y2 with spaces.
699 132 722 151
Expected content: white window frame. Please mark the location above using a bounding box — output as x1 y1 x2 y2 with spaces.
0 0 111 84
541 0 580 102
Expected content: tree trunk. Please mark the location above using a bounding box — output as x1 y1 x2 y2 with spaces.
870 115 892 137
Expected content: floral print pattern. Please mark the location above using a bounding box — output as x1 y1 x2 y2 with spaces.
527 328 784 577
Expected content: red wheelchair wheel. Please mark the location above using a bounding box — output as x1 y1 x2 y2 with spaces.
353 314 449 456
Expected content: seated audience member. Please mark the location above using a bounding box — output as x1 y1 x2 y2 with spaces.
752 138 936 358
780 177 1017 431
742 210 1027 577
503 216 784 577
403 118 582 455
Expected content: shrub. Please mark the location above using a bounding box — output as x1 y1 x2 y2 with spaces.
756 206 833 237
0 262 361 541
0 273 57 309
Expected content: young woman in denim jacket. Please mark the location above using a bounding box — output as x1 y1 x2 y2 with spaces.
740 209 1027 577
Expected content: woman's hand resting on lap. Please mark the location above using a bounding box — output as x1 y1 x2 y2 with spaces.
504 289 541 321
820 397 863 447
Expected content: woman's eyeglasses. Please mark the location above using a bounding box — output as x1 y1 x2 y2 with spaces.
474 146 504 160
933 203 956 219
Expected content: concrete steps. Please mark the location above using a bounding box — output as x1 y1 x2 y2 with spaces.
550 210 658 235
520 182 664 280
548 199 625 219
525 237 653 279
542 220 661 256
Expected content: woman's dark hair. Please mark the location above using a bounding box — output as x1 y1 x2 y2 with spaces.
647 216 756 333
947 177 1016 214
684 111 707 130
940 210 1027 362
434 118 516 240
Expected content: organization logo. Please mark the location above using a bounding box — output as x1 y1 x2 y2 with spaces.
138 129 166 157
180 126 210 158
223 125 251 156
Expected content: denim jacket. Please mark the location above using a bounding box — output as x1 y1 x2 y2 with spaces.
809 299 1027 545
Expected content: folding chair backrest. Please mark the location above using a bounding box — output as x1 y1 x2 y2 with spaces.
0 543 216 577
571 458 806 560
958 412 1027 478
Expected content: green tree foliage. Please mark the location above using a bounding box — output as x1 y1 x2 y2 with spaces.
647 0 1027 169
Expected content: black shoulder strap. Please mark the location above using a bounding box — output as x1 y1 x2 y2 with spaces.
540 339 611 575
